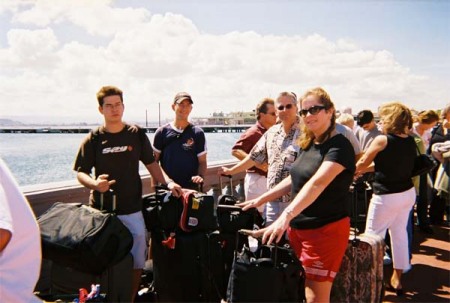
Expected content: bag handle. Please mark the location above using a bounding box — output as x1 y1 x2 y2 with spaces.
238 229 279 268
100 189 116 213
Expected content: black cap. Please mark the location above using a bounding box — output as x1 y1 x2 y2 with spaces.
356 110 374 126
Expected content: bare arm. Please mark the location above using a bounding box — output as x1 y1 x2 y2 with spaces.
192 153 207 184
253 161 346 244
237 175 292 210
219 154 257 175
355 135 387 175
232 149 268 172
231 149 247 161
77 172 116 193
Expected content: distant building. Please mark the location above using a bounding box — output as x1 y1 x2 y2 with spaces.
192 111 256 125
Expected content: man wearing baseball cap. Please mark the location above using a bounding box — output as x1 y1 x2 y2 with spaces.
356 109 382 151
153 92 207 189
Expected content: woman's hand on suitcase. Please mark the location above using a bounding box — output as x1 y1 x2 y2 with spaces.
236 198 262 211
258 213 290 245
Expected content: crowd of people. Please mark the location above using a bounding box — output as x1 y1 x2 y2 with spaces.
1 84 448 303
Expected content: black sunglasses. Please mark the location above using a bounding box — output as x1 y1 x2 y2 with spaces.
299 105 326 117
277 104 294 111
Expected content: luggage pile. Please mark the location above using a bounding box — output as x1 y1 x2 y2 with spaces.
142 177 305 302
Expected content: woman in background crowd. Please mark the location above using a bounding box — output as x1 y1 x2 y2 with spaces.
428 104 450 225
355 102 416 295
410 110 440 234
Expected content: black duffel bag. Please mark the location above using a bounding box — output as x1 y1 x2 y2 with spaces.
227 231 306 303
38 202 133 275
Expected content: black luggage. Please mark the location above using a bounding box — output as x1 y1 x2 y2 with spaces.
226 230 306 303
142 187 182 232
179 189 218 232
151 229 225 302
348 181 372 233
217 175 263 233
47 254 133 302
38 202 133 275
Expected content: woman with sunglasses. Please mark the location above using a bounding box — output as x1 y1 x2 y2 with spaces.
239 87 355 303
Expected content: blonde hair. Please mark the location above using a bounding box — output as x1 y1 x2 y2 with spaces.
414 110 440 124
298 87 336 150
336 113 355 129
378 102 412 135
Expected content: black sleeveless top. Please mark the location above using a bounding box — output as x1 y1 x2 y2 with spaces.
373 134 415 195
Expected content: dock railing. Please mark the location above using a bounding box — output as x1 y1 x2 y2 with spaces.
23 160 246 216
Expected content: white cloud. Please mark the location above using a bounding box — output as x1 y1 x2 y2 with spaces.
0 2 448 124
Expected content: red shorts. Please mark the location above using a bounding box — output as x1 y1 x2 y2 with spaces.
288 217 350 282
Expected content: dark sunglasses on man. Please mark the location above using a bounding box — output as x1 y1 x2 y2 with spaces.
277 104 295 111
299 105 326 117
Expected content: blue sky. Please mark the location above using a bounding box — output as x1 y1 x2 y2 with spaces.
0 0 448 124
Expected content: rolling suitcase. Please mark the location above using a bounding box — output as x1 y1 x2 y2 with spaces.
216 175 264 286
348 181 372 233
331 184 384 303
151 229 225 302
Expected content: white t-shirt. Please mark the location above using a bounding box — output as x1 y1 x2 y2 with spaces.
0 158 42 303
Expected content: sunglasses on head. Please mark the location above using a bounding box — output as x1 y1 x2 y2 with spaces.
299 105 326 117
277 104 294 111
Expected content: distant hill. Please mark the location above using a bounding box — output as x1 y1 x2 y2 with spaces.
0 119 24 126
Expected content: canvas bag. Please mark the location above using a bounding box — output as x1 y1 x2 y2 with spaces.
179 190 218 232
38 202 133 274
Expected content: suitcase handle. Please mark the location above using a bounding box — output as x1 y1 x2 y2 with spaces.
217 204 243 211
238 229 279 268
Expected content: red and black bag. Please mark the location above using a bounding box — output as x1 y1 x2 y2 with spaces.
179 190 218 232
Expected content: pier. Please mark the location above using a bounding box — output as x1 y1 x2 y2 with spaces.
23 160 450 302
0 124 253 134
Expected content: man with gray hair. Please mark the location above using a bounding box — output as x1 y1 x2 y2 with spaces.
220 92 300 224
231 98 277 215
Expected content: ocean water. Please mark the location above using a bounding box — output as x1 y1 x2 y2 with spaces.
0 132 242 186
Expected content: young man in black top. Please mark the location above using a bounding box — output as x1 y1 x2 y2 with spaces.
74 86 182 302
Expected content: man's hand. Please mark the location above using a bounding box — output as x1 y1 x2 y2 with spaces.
128 124 139 133
191 175 204 184
167 181 183 197
218 167 233 176
94 174 116 192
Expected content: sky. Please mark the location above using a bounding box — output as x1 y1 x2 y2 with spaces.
0 0 449 124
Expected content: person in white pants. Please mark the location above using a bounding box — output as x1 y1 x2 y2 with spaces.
356 102 417 296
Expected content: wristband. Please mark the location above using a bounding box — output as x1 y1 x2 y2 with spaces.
166 179 174 186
